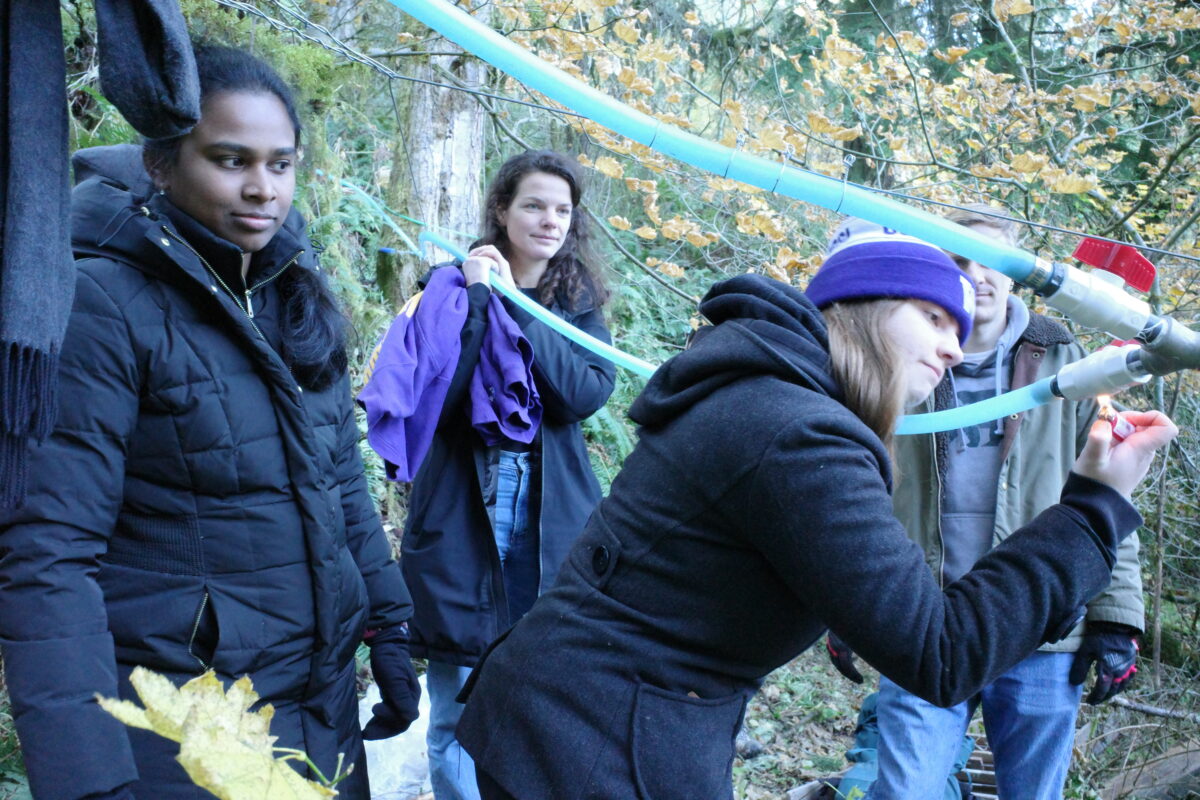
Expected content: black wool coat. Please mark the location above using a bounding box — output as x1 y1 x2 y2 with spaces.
457 274 1140 800
402 277 616 666
0 147 412 800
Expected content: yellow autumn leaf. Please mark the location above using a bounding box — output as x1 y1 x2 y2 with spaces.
831 124 863 142
754 213 787 242
993 0 1033 22
776 246 808 272
642 194 663 225
607 216 631 231
661 217 696 241
937 46 971 64
656 260 686 278
685 231 713 248
1071 85 1111 112
100 668 335 800
824 35 860 67
593 156 624 179
950 12 970 25
612 20 639 45
1050 173 1098 194
807 111 840 135
1010 152 1049 173
683 10 699 24
634 226 658 240
690 59 705 72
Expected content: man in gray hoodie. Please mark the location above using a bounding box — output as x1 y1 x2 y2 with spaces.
828 206 1145 800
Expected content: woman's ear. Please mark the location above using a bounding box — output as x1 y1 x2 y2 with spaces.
142 151 169 194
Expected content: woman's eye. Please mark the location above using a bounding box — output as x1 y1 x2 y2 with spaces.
271 160 292 172
217 156 242 168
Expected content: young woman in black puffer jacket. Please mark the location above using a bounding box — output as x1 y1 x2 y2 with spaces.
0 46 417 800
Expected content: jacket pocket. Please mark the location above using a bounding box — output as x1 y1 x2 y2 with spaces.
631 682 745 800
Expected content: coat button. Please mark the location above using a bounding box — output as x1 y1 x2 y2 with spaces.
592 545 610 575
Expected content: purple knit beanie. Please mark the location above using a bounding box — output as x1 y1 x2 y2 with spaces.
806 218 976 343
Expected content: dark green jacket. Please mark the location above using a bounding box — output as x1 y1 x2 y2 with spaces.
893 311 1144 652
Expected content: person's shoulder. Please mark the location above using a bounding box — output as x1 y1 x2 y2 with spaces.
1021 310 1077 349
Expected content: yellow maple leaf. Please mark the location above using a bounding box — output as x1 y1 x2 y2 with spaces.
642 193 663 225
593 156 624 179
950 12 970 25
661 216 696 241
612 20 639 45
607 215 631 231
831 124 863 142
99 669 335 800
634 226 658 240
685 231 713 248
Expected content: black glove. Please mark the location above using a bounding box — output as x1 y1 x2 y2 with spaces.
825 631 863 684
1069 621 1139 705
81 785 136 800
362 624 422 740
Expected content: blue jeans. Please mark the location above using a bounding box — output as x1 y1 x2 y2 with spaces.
494 450 539 623
426 452 538 800
427 661 479 800
868 651 1082 800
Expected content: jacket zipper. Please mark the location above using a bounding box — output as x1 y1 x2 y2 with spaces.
188 591 211 671
161 227 300 335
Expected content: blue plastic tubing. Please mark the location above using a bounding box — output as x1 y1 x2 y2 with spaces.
894 378 1057 435
418 232 658 378
392 0 1068 432
387 0 1039 285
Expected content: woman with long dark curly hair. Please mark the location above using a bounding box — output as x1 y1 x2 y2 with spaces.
0 46 419 799
390 150 616 800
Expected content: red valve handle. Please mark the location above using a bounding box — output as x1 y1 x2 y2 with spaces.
1072 238 1156 293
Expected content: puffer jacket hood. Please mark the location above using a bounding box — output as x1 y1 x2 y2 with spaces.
631 273 842 429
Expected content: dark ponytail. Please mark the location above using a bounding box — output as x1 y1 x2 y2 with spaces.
279 261 348 391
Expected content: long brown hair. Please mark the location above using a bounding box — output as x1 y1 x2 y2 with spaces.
822 299 907 452
477 150 609 311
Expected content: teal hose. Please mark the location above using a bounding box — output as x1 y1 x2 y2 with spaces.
894 377 1058 435
417 232 658 378
386 0 1039 285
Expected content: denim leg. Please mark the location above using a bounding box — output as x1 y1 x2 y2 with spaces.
867 676 974 800
426 661 481 800
494 452 539 624
980 652 1082 800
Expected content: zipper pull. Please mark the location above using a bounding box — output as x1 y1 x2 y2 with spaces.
245 289 254 318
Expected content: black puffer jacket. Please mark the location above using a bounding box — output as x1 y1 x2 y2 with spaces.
457 274 1140 800
0 146 412 800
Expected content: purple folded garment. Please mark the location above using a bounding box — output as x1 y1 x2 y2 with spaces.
358 267 467 481
469 295 541 446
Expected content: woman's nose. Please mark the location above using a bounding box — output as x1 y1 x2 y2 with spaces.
243 167 277 201
940 331 964 367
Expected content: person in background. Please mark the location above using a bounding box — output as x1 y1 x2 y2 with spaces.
0 46 418 799
826 205 1144 800
392 151 615 800
454 218 1173 800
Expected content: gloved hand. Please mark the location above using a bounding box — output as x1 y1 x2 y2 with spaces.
1069 621 1139 705
362 624 422 740
825 631 863 684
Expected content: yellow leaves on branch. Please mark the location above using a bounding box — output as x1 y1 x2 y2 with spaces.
98 668 337 800
807 111 862 142
607 216 631 231
1070 85 1112 112
735 211 788 242
634 226 658 240
612 19 640 45
593 156 625 179
993 0 1034 23
935 47 972 65
1010 152 1050 174
823 36 862 68
645 257 685 278
1049 171 1100 194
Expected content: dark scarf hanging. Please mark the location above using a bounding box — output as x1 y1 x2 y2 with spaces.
0 0 198 508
